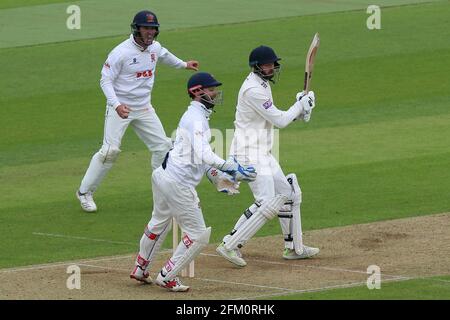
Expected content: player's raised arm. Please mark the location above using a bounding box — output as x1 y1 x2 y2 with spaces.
244 88 314 128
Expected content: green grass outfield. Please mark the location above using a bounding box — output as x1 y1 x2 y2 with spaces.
271 276 450 300
0 0 449 299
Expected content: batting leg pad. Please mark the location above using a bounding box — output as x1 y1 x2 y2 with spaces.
224 194 288 251
285 173 304 255
223 200 262 243
163 227 211 280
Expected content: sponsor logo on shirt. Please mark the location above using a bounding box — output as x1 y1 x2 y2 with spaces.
262 99 273 109
136 69 153 78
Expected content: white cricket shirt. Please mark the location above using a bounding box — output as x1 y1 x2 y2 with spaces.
100 35 187 109
230 72 302 163
165 101 225 187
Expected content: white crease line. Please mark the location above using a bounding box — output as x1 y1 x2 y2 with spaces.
431 279 450 284
32 232 136 246
0 249 176 274
78 264 295 292
236 280 369 300
202 252 408 280
237 276 416 300
0 261 78 273
0 254 133 274
78 264 130 273
76 264 296 292
195 277 296 292
414 277 450 284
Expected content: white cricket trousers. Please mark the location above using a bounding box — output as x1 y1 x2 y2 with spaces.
79 105 172 194
137 167 207 273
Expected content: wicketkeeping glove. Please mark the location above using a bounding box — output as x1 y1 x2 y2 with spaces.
206 167 240 195
218 156 257 182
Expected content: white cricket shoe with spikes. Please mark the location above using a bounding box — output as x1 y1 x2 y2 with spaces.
216 242 247 267
76 190 97 212
130 265 152 284
283 245 320 260
155 272 189 292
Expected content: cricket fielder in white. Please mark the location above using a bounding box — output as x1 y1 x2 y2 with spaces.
129 72 256 292
216 46 319 266
76 10 199 212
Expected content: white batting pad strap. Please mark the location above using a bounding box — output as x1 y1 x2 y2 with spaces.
164 227 211 280
224 194 288 250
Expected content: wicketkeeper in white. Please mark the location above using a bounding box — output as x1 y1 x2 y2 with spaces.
129 72 256 292
216 45 319 266
76 10 199 212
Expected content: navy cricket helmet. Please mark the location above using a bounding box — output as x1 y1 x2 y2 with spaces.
187 72 223 109
187 72 222 96
249 45 281 67
131 10 160 37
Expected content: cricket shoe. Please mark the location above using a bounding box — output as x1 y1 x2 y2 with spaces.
76 190 97 212
283 246 320 260
130 265 152 284
216 242 247 267
155 272 189 292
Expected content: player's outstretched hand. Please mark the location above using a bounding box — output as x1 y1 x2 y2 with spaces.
219 156 257 182
115 104 130 119
185 60 199 71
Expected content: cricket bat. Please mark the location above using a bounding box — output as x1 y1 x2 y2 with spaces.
303 33 320 94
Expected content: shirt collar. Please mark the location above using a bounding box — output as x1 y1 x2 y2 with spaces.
249 71 268 83
130 34 149 52
190 101 213 119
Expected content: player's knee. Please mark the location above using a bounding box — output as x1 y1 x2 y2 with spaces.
99 144 121 164
257 194 287 220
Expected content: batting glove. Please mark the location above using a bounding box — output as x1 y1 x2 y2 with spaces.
296 91 315 122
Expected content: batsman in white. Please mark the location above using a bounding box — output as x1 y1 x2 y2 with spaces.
129 72 256 292
216 46 320 267
76 10 199 212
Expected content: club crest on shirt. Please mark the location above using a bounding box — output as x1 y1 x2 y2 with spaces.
150 53 156 62
262 99 273 109
129 58 139 65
